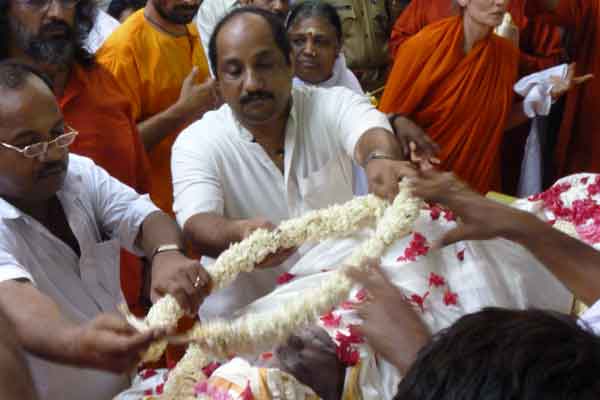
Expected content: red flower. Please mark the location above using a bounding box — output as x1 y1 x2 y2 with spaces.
428 272 445 288
587 176 600 195
443 210 456 221
140 369 157 380
429 205 442 220
576 223 600 244
201 361 221 378
143 389 153 396
408 291 430 312
320 310 342 328
241 382 254 400
260 352 273 360
456 249 465 261
276 272 296 285
397 232 430 262
156 383 164 395
336 326 364 344
336 341 360 366
443 290 459 306
581 177 590 185
355 288 368 302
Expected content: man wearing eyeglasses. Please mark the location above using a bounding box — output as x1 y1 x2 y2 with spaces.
1 0 161 316
0 61 211 400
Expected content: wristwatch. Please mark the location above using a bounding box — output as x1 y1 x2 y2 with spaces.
151 244 182 263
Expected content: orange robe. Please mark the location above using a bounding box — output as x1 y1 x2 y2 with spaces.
60 63 152 316
379 17 519 193
97 9 210 214
527 0 600 176
389 0 564 76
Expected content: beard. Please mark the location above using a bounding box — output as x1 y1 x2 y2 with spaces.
154 0 199 24
10 18 76 65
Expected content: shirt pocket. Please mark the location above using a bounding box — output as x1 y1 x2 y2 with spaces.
299 155 353 211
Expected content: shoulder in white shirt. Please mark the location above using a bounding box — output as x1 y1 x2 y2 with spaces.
172 85 390 228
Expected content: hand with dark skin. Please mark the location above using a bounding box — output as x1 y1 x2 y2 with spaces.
347 260 430 374
412 169 600 306
389 114 440 163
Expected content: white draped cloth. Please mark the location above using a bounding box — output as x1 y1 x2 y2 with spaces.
115 174 587 400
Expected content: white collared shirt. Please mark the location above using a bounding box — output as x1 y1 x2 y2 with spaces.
171 85 390 318
0 154 159 400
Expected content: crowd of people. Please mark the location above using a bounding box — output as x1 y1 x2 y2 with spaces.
0 0 598 398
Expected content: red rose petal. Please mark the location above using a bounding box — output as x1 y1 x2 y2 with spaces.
276 272 296 285
320 310 342 328
443 290 459 306
428 272 446 288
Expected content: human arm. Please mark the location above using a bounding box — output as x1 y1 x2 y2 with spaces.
347 260 430 374
412 170 600 306
0 305 38 400
0 280 164 373
137 69 218 151
388 114 440 162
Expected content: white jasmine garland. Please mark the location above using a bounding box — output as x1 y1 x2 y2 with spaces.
158 183 421 398
129 194 387 362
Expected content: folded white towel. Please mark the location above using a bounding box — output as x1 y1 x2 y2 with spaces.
514 64 568 118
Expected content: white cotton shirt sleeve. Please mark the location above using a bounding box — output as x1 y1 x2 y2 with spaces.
580 300 600 336
321 86 392 161
81 157 160 255
172 115 225 228
0 262 34 284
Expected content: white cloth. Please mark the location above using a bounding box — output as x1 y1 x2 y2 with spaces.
513 64 568 197
581 301 600 336
172 85 391 318
292 54 369 196
86 10 120 53
514 64 568 118
0 154 159 400
195 0 238 73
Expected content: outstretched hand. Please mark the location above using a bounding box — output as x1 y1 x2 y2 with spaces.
550 63 594 100
412 170 529 248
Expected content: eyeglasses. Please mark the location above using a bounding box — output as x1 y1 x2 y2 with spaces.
16 0 81 11
0 126 78 159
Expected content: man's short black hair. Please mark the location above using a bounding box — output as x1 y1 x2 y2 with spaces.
0 59 53 93
107 0 146 21
395 308 600 400
208 6 291 78
0 0 96 67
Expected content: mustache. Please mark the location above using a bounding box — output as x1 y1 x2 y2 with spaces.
37 160 67 179
240 91 274 105
38 20 73 39
173 4 199 12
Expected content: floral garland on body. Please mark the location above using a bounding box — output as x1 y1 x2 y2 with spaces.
128 183 421 399
125 195 388 363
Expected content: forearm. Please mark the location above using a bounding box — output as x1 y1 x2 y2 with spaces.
0 281 82 366
354 128 405 166
503 211 600 305
137 104 192 151
138 211 186 259
183 212 246 258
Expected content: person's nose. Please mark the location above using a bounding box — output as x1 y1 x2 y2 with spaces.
243 68 265 93
303 38 317 56
45 0 68 20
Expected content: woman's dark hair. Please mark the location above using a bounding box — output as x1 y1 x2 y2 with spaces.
208 6 291 77
107 0 146 21
395 308 600 400
285 0 342 43
0 0 97 68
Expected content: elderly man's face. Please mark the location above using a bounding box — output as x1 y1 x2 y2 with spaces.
8 0 78 64
152 0 201 24
273 326 346 400
215 14 294 128
0 77 69 203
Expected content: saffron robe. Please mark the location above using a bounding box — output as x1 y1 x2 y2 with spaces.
97 9 210 214
389 0 564 76
60 64 153 316
379 17 519 193
527 0 600 176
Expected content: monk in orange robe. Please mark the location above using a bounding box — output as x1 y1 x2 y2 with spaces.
380 4 520 194
389 0 564 76
525 0 599 176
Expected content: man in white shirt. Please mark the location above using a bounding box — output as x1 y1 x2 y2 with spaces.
172 7 415 317
196 0 290 70
0 61 210 400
